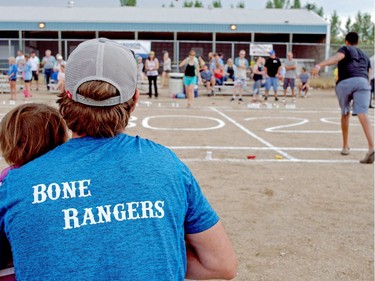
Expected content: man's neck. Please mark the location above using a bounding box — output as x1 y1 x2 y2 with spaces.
72 132 86 138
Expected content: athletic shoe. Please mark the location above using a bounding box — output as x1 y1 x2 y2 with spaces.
360 150 375 164
275 97 279 101
340 147 350 155
264 96 268 101
230 97 235 101
239 98 243 102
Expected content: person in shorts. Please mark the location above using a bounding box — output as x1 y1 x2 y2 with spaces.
298 67 310 98
29 51 40 91
22 54 33 99
252 56 265 102
264 50 281 101
282 52 297 102
161 51 171 87
313 32 373 164
6 57 17 100
200 64 214 96
232 50 249 102
180 49 201 108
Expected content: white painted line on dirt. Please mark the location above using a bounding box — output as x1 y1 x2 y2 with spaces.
142 115 225 131
210 107 297 161
168 146 367 152
244 116 341 133
182 158 360 164
321 117 374 126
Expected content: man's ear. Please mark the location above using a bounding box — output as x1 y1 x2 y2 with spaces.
131 89 139 112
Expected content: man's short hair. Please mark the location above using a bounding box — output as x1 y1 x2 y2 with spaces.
345 32 359 45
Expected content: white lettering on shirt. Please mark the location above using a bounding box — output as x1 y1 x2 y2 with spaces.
62 200 165 230
32 179 92 204
31 179 165 230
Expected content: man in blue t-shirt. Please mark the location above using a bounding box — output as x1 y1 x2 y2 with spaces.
313 32 373 164
0 39 237 280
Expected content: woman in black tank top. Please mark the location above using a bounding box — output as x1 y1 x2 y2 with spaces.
179 50 201 108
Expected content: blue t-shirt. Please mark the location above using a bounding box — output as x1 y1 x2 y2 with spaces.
299 73 310 84
23 61 32 81
200 70 212 81
7 64 17 81
0 134 219 280
337 45 370 83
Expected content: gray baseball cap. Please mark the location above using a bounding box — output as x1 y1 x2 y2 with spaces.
65 38 137 107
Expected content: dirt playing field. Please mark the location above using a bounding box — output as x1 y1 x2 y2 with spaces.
0 84 373 281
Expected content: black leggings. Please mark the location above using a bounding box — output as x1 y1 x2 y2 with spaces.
148 75 158 97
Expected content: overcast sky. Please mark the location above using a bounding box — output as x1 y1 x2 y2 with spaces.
0 0 373 23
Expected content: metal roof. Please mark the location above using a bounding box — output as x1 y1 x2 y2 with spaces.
0 6 328 34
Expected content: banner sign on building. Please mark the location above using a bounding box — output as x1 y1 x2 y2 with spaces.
249 44 273 56
116 40 151 58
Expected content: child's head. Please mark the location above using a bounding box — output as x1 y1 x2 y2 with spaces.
8 57 15 65
0 103 68 166
302 67 306 73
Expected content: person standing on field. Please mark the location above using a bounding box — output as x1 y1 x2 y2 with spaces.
41 50 56 90
232 50 249 102
180 49 201 108
30 51 40 91
264 50 281 101
313 32 374 164
282 51 297 102
145 51 159 98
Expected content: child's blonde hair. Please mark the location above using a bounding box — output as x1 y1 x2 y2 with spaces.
0 103 68 166
8 57 15 64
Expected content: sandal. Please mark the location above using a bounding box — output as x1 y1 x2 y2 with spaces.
360 150 375 164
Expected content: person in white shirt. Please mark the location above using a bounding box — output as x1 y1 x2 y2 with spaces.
232 50 249 102
15 50 25 71
29 51 40 91
15 50 25 83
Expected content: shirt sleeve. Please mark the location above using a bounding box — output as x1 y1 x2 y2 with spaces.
183 167 219 234
0 183 12 269
337 46 347 55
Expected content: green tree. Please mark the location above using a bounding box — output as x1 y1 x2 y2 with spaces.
291 0 301 9
183 0 193 7
119 0 136 6
330 10 342 43
349 11 375 43
194 0 204 7
345 18 352 34
212 0 222 8
303 2 323 17
265 0 290 8
237 1 245 8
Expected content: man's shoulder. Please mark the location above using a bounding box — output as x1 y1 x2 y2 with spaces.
337 45 349 53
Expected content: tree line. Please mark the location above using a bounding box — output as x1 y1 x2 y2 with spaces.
120 0 374 44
